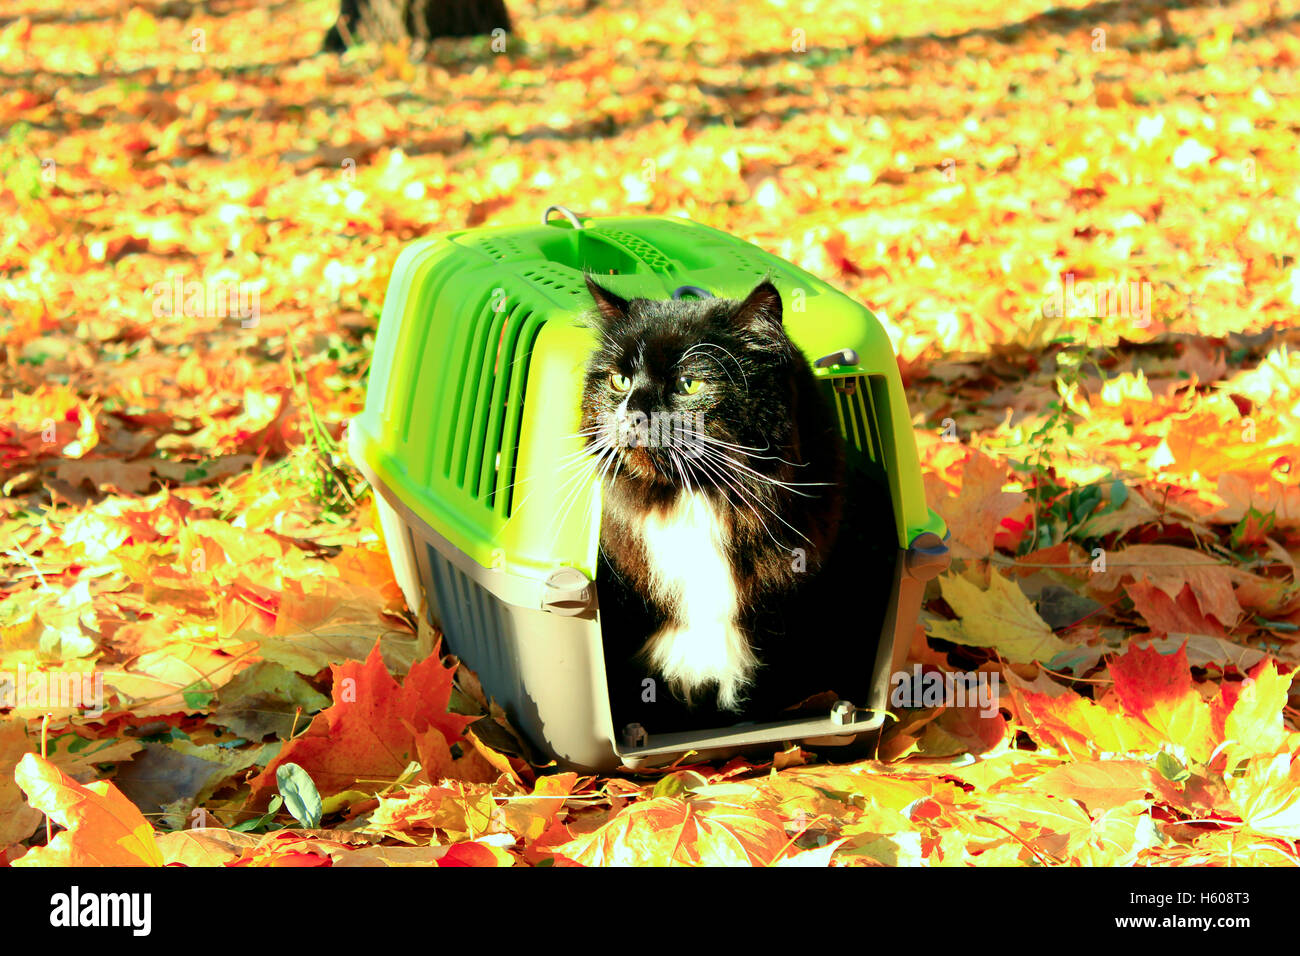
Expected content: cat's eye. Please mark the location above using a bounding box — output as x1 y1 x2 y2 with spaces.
675 376 703 395
609 373 631 392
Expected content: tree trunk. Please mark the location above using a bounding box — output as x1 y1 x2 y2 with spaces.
324 0 512 52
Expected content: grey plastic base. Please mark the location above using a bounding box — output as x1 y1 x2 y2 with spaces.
355 450 947 773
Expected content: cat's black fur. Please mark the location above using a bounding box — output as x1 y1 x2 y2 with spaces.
581 276 897 732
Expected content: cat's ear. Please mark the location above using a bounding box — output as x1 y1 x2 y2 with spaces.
585 275 630 326
732 280 783 335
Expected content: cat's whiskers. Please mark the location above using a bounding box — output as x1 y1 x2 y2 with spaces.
687 445 818 543
689 444 827 496
666 445 698 499
690 433 772 453
692 433 808 469
545 448 605 535
500 425 609 523
681 443 803 549
544 435 617 553
678 343 749 394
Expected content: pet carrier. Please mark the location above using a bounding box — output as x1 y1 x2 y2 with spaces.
348 206 949 771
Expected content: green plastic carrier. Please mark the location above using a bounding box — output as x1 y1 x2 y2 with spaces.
348 208 950 771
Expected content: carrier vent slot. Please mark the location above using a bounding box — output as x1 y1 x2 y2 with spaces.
473 303 527 505
445 292 501 487
428 546 511 681
832 375 884 463
729 249 769 277
444 288 545 520
521 264 588 299
500 318 545 517
595 229 673 272
471 235 527 262
480 305 541 514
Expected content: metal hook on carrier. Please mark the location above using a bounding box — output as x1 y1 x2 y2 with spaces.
671 285 714 300
542 205 585 229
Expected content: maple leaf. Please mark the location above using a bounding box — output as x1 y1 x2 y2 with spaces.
1126 581 1229 636
411 725 502 785
925 450 1026 560
1108 641 1215 764
1068 800 1164 866
1219 659 1293 766
976 790 1092 859
368 784 465 837
4 0 1300 870
1026 759 1183 812
229 831 338 867
254 577 418 677
0 721 43 846
1227 751 1300 840
928 569 1068 664
156 827 260 867
498 772 580 844
1002 669 1164 759
246 640 477 806
12 753 163 867
555 797 793 867
1093 545 1244 628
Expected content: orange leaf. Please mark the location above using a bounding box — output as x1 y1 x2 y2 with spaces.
12 753 162 867
436 842 516 867
1097 545 1243 627
1108 642 1214 763
1125 581 1227 636
1003 671 1163 759
246 640 476 805
500 772 580 844
937 450 1026 560
229 831 337 867
556 797 792 867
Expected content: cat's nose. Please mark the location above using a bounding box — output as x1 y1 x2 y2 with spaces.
613 388 664 449
624 386 660 417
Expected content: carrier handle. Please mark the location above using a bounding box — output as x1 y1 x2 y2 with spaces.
671 285 714 300
814 348 860 368
541 566 594 615
542 205 585 229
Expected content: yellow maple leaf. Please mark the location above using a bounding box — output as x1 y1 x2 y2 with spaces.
928 570 1068 664
12 753 162 867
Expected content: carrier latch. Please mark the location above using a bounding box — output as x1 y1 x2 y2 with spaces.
905 532 951 582
814 348 860 368
541 567 594 616
830 700 856 725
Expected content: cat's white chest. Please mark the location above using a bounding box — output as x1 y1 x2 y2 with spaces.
637 491 756 710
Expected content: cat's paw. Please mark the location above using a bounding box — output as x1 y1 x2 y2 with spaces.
647 621 757 712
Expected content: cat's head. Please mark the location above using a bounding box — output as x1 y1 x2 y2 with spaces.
579 276 807 490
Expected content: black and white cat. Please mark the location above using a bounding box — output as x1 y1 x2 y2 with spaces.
580 276 892 721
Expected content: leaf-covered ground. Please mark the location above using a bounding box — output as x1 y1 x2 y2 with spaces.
2 0 1299 866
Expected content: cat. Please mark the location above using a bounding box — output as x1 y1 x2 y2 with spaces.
580 275 894 724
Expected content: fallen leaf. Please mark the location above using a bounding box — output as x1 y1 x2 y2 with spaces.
12 753 163 867
928 570 1069 664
